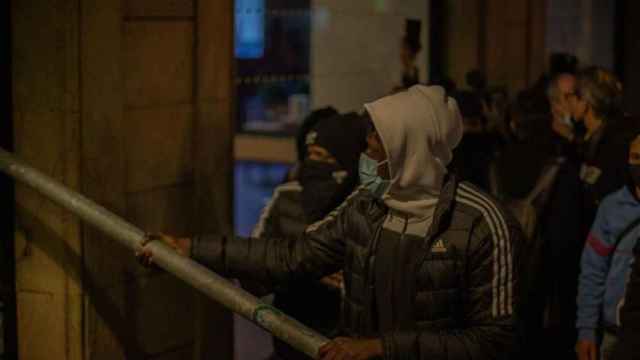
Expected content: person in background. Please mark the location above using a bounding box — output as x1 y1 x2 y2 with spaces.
568 67 632 226
285 107 338 182
253 112 368 360
491 96 556 200
576 134 640 360
547 67 582 150
542 66 635 357
518 53 579 121
449 90 497 191
612 234 640 360
488 95 565 360
138 85 523 359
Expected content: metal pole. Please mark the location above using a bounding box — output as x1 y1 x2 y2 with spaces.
0 148 328 358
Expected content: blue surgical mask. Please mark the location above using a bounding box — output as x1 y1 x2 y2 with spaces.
359 153 391 198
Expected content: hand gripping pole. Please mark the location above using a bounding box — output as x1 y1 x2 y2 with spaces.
0 148 328 358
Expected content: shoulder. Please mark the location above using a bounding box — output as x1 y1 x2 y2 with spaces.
274 181 303 194
251 181 303 238
454 182 519 241
305 186 377 232
599 186 629 213
270 181 303 207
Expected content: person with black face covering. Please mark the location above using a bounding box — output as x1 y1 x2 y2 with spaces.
251 112 368 360
285 107 339 182
576 134 640 360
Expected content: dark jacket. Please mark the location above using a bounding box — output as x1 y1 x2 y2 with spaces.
450 132 500 192
612 241 640 360
578 121 632 228
539 117 637 356
192 176 523 359
251 181 342 359
251 181 307 241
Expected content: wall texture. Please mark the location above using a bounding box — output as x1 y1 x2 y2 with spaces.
443 0 547 95
12 1 234 359
310 0 430 112
546 0 615 71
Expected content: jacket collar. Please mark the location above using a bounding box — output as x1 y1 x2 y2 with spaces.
421 173 458 249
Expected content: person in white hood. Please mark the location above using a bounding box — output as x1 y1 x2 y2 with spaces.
139 85 523 360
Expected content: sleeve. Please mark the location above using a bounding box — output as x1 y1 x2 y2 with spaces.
381 219 520 360
612 248 640 360
251 191 281 239
576 202 613 341
190 195 353 289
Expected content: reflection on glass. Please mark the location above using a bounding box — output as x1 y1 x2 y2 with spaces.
237 79 309 135
235 0 265 59
235 0 311 135
234 161 290 237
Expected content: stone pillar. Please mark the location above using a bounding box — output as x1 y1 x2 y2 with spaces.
11 0 235 359
12 0 83 358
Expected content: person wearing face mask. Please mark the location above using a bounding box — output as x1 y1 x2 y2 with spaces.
548 70 586 153
567 68 634 224
137 85 523 359
251 111 368 360
540 67 638 357
576 134 640 360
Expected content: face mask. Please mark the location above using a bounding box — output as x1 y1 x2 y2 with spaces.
629 164 640 187
359 153 391 198
299 160 351 222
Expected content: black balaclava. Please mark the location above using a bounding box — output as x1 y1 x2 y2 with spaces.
295 107 339 163
299 112 368 222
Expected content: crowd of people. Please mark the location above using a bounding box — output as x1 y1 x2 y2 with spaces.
137 53 640 360
448 54 640 360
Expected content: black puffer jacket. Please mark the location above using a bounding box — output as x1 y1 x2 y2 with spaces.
252 181 342 359
192 177 523 359
251 181 307 241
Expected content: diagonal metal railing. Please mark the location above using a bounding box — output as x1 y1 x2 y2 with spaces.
0 148 328 358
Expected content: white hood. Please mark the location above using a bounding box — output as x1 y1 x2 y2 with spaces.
364 85 463 218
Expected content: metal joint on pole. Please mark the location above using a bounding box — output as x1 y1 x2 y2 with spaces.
0 148 328 358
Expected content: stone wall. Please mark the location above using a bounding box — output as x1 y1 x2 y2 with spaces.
12 1 234 359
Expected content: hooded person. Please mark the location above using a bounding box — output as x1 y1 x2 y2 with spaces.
138 85 523 360
250 111 368 360
285 106 339 182
299 112 368 222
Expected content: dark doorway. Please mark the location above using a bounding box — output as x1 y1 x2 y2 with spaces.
1 0 17 358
